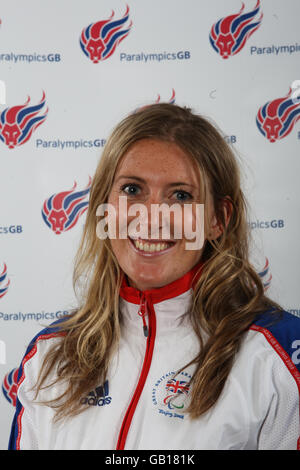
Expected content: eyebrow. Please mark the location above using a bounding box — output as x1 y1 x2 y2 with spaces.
115 175 197 188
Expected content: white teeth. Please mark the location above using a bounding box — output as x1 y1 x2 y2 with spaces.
133 239 172 252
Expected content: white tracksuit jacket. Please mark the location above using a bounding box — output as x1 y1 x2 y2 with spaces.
8 265 300 450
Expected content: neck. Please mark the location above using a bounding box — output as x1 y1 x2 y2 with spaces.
121 261 204 302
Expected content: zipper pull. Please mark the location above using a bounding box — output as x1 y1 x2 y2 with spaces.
138 293 148 337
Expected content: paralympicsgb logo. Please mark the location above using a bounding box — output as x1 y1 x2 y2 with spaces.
209 0 263 59
258 257 272 291
80 5 132 63
2 368 19 406
0 91 48 149
135 89 176 113
256 84 300 142
154 89 176 105
42 177 91 235
0 263 10 299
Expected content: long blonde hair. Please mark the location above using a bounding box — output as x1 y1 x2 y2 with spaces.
35 103 281 420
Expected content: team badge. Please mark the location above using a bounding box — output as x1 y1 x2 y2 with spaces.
152 371 192 419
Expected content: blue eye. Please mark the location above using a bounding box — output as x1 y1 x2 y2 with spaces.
121 183 141 195
174 190 192 201
120 185 192 200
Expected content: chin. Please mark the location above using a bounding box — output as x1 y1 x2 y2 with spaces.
129 271 169 291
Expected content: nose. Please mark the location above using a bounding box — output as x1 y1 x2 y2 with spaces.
127 194 171 240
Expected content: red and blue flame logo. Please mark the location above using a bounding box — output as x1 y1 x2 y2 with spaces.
0 91 48 149
80 5 132 63
135 89 176 113
2 368 19 406
0 263 10 299
258 258 272 291
209 0 263 59
256 87 300 142
155 89 176 105
42 177 92 235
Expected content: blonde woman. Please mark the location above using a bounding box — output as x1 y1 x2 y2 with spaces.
9 104 300 450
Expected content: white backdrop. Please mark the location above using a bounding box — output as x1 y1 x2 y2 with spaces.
0 0 300 450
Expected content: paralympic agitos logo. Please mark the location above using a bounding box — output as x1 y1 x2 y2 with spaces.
42 178 91 235
80 5 132 63
209 0 263 59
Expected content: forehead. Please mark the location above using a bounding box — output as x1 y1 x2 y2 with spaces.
114 138 200 184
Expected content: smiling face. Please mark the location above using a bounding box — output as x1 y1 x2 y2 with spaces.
107 138 219 291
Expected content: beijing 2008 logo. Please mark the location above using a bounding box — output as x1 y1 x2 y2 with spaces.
80 5 132 63
152 371 191 420
209 0 263 59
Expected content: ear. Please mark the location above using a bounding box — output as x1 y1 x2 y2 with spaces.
208 197 233 240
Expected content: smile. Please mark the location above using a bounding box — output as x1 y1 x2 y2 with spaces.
129 237 176 256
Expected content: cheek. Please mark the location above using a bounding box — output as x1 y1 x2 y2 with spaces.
159 206 199 241
109 238 130 276
106 193 127 239
116 205 128 239
180 204 205 239
109 235 130 271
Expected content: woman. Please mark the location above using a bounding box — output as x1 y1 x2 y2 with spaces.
9 103 300 450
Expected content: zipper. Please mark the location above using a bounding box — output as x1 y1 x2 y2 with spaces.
116 294 156 450
137 292 149 337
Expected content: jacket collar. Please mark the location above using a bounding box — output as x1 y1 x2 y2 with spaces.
119 261 203 335
119 261 203 305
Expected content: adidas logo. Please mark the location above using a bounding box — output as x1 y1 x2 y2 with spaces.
80 380 112 407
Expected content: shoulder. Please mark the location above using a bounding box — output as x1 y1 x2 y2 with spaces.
229 309 300 411
240 310 300 449
233 309 300 395
249 309 300 375
17 317 68 385
9 318 69 450
24 317 67 356
230 309 300 384
251 308 300 337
